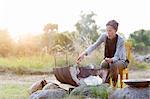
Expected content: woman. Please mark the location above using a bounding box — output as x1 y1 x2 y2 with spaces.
77 20 128 87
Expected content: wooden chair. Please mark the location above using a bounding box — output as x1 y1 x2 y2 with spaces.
119 41 132 88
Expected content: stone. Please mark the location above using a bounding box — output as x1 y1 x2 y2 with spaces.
110 86 150 99
28 79 47 95
29 89 67 99
134 54 150 64
42 82 60 90
69 83 112 99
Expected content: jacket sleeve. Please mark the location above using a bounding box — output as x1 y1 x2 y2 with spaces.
85 33 106 55
112 38 126 62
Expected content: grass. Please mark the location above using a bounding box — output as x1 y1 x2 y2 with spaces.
134 61 150 69
0 54 54 69
129 57 150 70
90 85 109 98
0 54 74 74
0 52 104 74
0 83 30 99
0 53 149 74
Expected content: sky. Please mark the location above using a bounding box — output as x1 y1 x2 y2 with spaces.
0 0 150 39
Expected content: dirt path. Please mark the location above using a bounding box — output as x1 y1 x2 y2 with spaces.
0 69 150 85
128 69 150 79
0 73 59 85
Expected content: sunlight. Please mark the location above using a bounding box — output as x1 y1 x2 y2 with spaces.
1 0 150 39
0 0 150 99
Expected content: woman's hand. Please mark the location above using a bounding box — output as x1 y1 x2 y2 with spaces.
76 52 86 64
105 58 113 63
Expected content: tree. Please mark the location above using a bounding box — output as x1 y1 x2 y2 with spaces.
129 29 150 54
0 29 13 57
75 11 100 49
51 32 75 65
42 23 58 54
43 23 58 33
14 34 41 56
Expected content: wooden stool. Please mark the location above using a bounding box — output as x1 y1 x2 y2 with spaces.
119 68 128 88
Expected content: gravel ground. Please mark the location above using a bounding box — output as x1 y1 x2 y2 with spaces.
0 69 150 85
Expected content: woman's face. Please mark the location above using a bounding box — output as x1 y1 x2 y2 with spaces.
106 25 116 38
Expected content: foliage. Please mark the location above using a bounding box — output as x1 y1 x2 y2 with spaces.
51 32 75 53
69 84 111 99
0 29 13 57
129 29 150 54
75 11 99 48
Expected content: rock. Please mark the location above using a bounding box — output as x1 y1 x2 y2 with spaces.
85 64 97 69
29 89 67 99
81 75 103 86
134 55 145 62
28 79 47 95
43 83 60 90
110 86 150 99
134 54 150 64
58 83 75 91
69 83 112 99
144 55 150 63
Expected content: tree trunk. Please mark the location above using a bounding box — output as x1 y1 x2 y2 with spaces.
65 52 68 66
54 55 57 67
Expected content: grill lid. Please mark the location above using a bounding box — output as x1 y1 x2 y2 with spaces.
123 79 150 88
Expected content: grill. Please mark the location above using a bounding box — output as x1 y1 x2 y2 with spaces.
123 79 150 88
53 66 102 86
